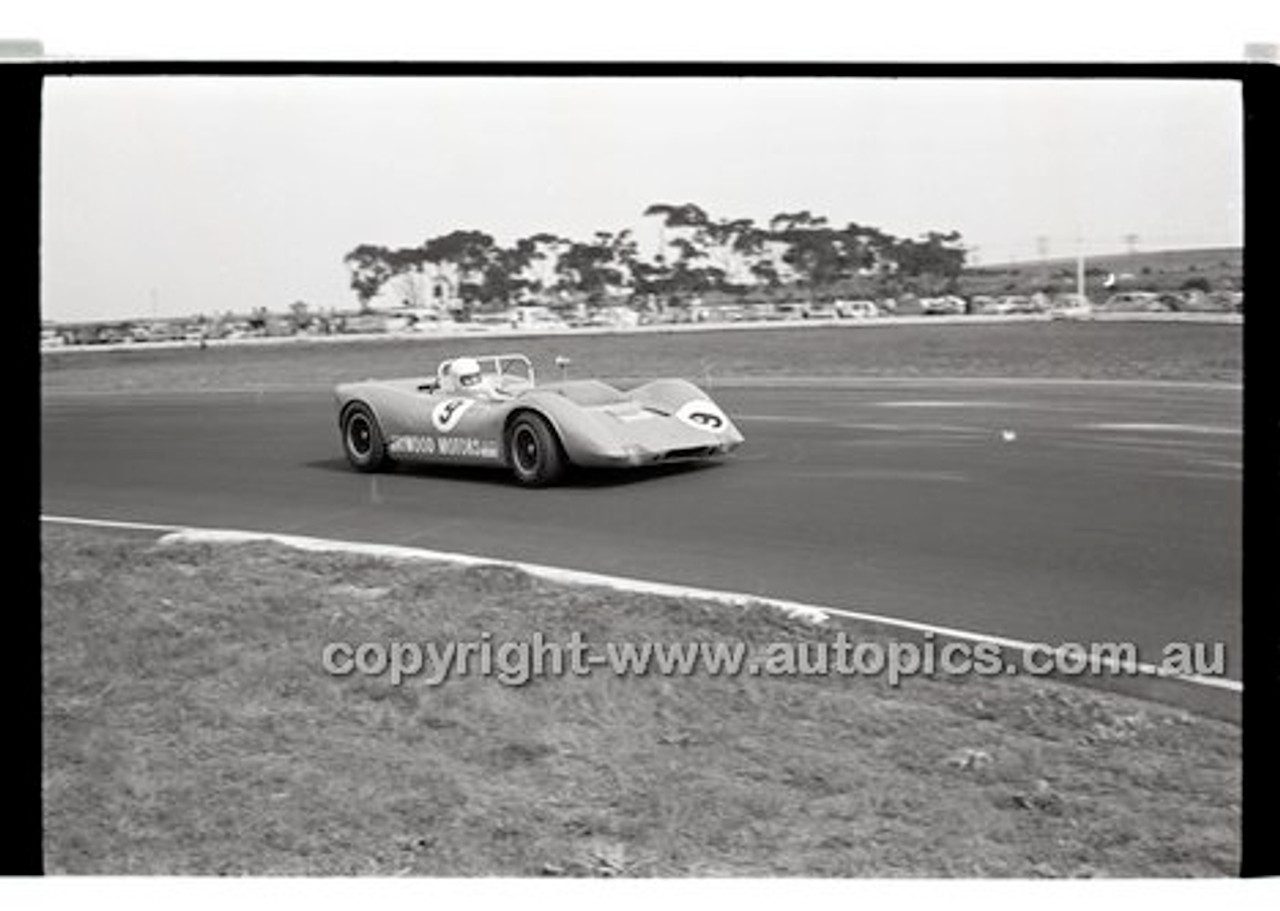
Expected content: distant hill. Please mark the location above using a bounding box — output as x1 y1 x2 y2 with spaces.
961 247 1242 297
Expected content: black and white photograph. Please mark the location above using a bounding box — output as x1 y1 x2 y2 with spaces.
15 4 1276 901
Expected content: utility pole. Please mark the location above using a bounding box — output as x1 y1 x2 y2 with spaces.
1124 233 1140 278
1076 236 1086 303
1036 235 1051 290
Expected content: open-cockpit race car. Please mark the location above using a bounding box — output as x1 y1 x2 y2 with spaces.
334 354 744 486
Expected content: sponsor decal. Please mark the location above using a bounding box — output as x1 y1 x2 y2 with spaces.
675 399 729 433
388 435 500 460
431 397 475 432
388 435 437 457
436 436 501 459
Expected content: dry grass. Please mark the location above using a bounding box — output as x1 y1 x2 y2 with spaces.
43 524 1240 877
961 247 1242 298
41 321 1242 398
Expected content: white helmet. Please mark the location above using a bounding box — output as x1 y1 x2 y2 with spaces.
449 357 484 391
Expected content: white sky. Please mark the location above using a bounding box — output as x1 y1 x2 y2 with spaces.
41 76 1243 321
27 0 1268 323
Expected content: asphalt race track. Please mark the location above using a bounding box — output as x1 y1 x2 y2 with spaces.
42 378 1242 686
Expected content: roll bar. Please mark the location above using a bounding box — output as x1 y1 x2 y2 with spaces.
437 353 535 386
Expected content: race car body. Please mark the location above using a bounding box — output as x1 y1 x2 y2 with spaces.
334 354 744 485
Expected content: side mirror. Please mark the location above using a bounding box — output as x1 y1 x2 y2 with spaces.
554 355 572 381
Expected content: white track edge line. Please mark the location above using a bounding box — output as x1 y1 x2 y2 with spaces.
41 514 1242 694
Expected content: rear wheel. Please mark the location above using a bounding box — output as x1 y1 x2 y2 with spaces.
507 413 565 486
342 403 389 472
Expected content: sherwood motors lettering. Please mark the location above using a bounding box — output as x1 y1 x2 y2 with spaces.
389 435 501 459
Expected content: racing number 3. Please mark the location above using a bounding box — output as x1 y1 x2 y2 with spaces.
675 399 728 432
686 411 724 430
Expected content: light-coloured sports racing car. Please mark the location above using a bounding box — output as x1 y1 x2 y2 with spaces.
334 353 744 486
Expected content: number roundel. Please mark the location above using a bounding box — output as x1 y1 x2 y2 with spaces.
432 397 474 432
675 399 728 432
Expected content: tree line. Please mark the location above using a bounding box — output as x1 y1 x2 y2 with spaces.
343 202 968 313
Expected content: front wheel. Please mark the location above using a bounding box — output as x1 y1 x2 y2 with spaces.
507 413 566 487
341 403 389 472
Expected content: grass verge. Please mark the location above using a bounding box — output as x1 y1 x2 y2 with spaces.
41 321 1242 396
43 524 1240 876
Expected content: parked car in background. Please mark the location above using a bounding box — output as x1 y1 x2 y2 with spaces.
397 309 457 333
805 301 840 320
1009 295 1045 314
1049 293 1094 320
1171 290 1215 312
974 297 1010 315
511 305 570 331
773 302 809 321
835 299 880 319
1101 291 1165 312
991 295 1031 314
740 302 778 322
920 295 966 315
342 312 393 334
586 306 641 329
1027 292 1051 312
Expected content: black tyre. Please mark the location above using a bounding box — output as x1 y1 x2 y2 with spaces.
507 413 565 487
341 403 389 472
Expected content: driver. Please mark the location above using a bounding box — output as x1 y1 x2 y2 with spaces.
445 357 509 400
